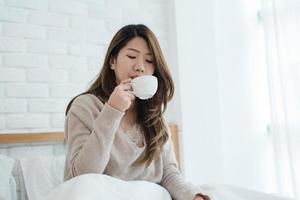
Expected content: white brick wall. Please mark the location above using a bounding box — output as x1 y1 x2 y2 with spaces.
0 84 4 97
29 12 68 27
51 113 65 128
26 39 67 54
88 57 103 71
3 53 48 68
0 0 172 133
49 0 88 16
0 67 26 81
0 116 4 129
0 99 27 113
28 99 68 112
0 6 28 23
6 0 48 10
47 28 87 42
6 113 49 129
5 84 49 97
50 84 84 98
0 37 26 52
3 23 47 39
27 69 69 82
49 55 87 69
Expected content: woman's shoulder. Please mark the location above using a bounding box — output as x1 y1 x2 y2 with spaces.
71 93 105 112
73 93 103 105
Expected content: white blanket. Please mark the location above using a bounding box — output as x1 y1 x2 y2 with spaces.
44 174 172 200
44 173 294 200
18 155 293 200
200 184 294 200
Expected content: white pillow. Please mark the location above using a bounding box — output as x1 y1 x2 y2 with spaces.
0 154 17 200
19 155 65 200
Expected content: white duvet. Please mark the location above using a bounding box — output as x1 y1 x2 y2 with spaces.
43 173 294 200
44 174 172 200
18 155 293 200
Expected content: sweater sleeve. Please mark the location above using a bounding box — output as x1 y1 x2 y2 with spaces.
161 126 209 200
64 95 124 179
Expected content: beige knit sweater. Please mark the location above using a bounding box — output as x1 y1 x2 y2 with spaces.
63 94 204 200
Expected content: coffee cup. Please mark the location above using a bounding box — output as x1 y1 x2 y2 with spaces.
131 75 158 100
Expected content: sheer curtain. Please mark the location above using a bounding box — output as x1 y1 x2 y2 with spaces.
260 0 300 199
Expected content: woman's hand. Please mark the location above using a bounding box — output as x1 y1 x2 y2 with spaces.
193 195 204 200
108 79 135 112
193 194 210 200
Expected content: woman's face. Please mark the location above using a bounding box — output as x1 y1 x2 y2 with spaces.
110 37 155 84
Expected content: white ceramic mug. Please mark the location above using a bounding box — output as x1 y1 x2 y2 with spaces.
131 75 158 100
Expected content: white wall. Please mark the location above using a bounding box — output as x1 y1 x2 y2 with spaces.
172 0 224 185
0 0 179 132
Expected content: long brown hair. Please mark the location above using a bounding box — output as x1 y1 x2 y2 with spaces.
66 24 174 167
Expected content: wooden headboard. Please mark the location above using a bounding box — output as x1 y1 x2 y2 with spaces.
0 124 180 167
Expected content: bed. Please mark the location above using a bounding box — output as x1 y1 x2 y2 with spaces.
0 124 180 200
0 124 294 200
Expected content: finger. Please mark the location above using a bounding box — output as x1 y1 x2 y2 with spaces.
120 79 132 87
117 84 132 91
118 83 133 91
129 92 135 101
125 91 135 101
120 78 132 84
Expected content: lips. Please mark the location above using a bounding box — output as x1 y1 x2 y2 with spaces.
130 74 141 79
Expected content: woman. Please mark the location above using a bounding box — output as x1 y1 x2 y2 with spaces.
63 24 210 200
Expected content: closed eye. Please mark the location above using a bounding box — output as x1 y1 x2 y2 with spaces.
127 55 136 59
146 60 153 63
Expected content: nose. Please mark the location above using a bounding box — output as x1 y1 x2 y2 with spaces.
134 59 145 73
135 65 145 73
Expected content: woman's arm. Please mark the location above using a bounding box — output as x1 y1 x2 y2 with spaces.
160 125 210 200
65 95 124 178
